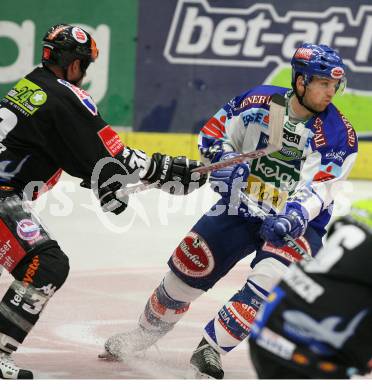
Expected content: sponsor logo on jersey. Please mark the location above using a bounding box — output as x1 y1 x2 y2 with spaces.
57 79 98 116
337 111 357 148
263 236 312 264
251 154 300 193
239 95 271 109
245 175 288 211
22 255 40 286
0 220 26 272
98 125 124 157
283 129 301 145
16 219 41 242
72 27 88 43
6 78 47 116
283 265 324 303
255 327 295 360
171 231 214 278
271 146 303 162
165 0 372 89
324 149 347 163
201 112 226 138
242 108 270 128
313 162 341 182
313 117 327 148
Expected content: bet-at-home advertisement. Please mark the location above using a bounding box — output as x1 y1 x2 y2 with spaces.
135 0 372 133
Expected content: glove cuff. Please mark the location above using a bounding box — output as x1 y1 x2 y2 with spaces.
285 202 309 221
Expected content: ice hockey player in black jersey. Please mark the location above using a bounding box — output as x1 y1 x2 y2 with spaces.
0 24 206 379
248 198 372 379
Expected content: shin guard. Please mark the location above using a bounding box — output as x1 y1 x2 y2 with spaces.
203 283 265 354
139 271 203 335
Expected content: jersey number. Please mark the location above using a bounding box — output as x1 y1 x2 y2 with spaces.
304 224 366 273
0 107 18 142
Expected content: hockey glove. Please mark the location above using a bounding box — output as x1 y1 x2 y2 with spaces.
98 181 128 215
143 153 207 195
260 204 308 247
203 140 234 163
209 152 250 203
80 178 128 215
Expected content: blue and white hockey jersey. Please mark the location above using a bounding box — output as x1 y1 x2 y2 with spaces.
198 85 358 235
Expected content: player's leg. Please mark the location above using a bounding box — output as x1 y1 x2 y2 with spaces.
190 227 322 379
0 192 70 379
101 201 261 360
0 245 69 379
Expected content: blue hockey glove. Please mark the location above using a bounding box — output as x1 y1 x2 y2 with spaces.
209 152 250 203
260 204 308 247
203 140 234 163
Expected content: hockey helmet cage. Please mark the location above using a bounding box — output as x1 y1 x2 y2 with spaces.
42 24 99 72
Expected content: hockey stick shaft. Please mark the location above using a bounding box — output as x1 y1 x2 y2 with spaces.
118 94 286 196
192 93 286 175
239 191 314 263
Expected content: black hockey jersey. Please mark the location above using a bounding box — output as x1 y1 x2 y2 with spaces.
0 66 125 197
251 216 372 376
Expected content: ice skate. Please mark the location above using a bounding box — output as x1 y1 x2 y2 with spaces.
190 338 224 379
98 326 161 361
0 352 33 379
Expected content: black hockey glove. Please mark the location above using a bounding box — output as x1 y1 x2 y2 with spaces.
143 153 207 195
97 181 128 215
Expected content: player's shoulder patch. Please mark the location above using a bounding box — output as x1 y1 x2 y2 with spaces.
57 79 98 116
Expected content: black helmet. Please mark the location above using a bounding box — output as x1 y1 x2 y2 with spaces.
42 24 99 73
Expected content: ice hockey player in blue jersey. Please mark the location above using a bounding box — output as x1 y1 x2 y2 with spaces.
100 43 358 379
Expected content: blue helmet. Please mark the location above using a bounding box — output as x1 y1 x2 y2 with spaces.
291 43 346 92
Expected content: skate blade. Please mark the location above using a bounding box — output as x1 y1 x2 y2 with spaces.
189 364 216 379
98 351 122 362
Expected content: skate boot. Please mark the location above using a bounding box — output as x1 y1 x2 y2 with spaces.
0 352 33 379
190 337 224 379
98 326 162 361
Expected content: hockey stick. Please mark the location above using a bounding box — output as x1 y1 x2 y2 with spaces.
238 190 314 263
191 93 286 174
117 94 286 196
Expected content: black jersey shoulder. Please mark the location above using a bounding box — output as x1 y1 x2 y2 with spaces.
26 67 99 117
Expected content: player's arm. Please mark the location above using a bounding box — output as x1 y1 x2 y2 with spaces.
260 123 358 247
56 88 207 214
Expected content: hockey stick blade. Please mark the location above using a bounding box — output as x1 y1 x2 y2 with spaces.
239 191 314 263
192 93 286 174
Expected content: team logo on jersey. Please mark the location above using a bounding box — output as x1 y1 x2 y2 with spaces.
16 219 41 242
171 231 214 278
282 309 368 349
72 27 88 43
58 79 98 116
6 79 48 116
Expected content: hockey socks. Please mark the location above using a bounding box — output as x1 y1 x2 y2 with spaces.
139 279 191 335
203 282 266 354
